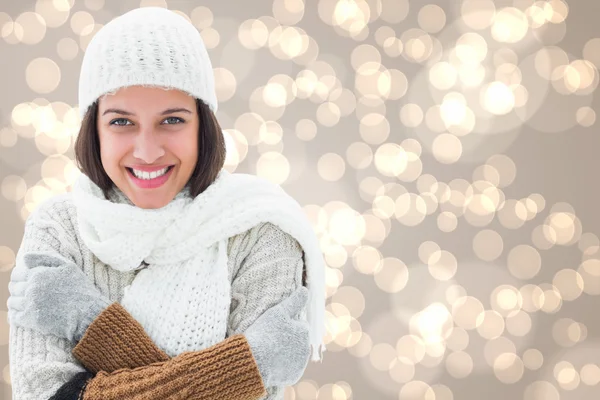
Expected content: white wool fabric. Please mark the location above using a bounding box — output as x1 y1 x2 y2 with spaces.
78 7 217 119
71 168 326 361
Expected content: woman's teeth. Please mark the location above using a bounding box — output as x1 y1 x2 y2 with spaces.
131 167 170 180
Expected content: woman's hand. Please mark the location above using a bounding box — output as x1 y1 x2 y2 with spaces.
7 251 112 342
244 285 311 387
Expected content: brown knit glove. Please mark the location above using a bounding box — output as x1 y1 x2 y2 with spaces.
82 335 266 400
73 302 169 373
71 302 266 399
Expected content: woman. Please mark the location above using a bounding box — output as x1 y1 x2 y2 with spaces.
6 7 326 400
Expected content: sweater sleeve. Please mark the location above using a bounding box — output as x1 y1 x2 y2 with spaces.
8 198 88 400
51 334 265 400
227 222 308 400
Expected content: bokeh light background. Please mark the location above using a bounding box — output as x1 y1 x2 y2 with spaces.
1 0 600 399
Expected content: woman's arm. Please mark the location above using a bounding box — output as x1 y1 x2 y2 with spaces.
53 283 308 400
226 222 309 398
51 334 265 400
8 198 90 400
66 222 309 398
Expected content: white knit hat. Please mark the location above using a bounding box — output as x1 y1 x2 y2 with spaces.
78 7 217 119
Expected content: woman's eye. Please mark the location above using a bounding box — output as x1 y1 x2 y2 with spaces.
109 118 131 126
163 117 184 125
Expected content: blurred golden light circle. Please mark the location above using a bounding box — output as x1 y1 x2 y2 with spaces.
576 106 596 127
400 103 424 127
213 67 237 102
401 29 434 63
446 351 473 378
473 229 504 261
223 129 248 167
493 353 524 384
359 113 390 144
552 269 584 301
295 118 317 141
506 310 532 336
446 326 469 352
482 81 515 115
346 142 373 170
352 245 382 275
508 244 541 280
370 342 397 371
374 257 408 293
56 37 78 60
456 32 488 65
583 37 600 70
26 58 61 94
554 361 580 389
580 364 600 386
318 153 346 181
419 241 441 264
35 0 71 28
546 211 580 245
351 44 381 71
139 0 167 8
491 7 529 43
78 23 102 51
272 0 305 25
70 10 94 35
374 143 407 176
484 337 517 368
437 211 457 232
238 19 269 49
316 102 341 127
429 61 457 90
491 285 522 316
476 309 505 339
1 175 27 202
461 0 496 30
428 250 457 280
200 27 220 49
375 25 395 47
432 133 462 164
523 381 559 400
523 348 544 370
395 193 427 226
0 246 16 273
0 127 18 147
418 4 446 34
389 357 415 383
380 0 409 24
256 152 290 184
578 259 600 295
452 296 484 330
84 0 104 10
486 154 516 188
15 12 47 45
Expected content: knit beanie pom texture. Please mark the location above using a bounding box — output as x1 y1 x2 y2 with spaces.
78 7 217 119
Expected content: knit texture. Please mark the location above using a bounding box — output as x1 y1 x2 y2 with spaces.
48 371 94 400
9 193 307 400
72 302 169 374
72 168 326 362
82 334 265 400
78 7 217 119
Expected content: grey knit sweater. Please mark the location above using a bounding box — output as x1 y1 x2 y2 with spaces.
8 191 306 400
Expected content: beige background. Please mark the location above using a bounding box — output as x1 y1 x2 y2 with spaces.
1 0 600 399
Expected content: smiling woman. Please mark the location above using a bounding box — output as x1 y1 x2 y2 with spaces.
7 6 326 400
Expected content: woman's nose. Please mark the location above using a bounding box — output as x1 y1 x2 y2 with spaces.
132 130 165 163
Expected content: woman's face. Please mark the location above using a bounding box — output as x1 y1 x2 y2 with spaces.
97 86 199 209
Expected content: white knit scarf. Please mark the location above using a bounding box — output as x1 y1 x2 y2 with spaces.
72 168 326 361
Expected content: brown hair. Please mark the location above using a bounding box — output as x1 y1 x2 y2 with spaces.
74 98 226 200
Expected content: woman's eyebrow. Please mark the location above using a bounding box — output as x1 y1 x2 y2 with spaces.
101 107 193 116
